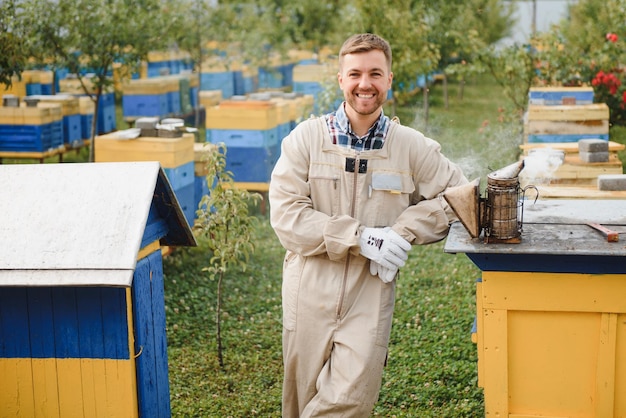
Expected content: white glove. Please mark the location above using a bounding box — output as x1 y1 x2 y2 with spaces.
369 261 398 283
359 227 411 270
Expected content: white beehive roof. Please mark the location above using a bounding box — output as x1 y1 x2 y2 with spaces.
0 161 195 287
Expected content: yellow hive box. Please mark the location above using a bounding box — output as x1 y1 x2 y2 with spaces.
476 270 626 416
200 57 229 73
147 51 169 63
193 142 216 177
526 103 609 122
58 77 114 95
288 49 317 63
205 100 278 130
161 75 183 93
199 90 222 108
186 73 199 88
33 95 80 116
37 70 54 86
1 77 27 98
78 96 95 115
95 132 194 168
296 94 315 121
293 63 335 83
122 78 170 95
0 106 18 124
520 141 625 156
269 99 292 125
34 103 63 124
0 104 63 125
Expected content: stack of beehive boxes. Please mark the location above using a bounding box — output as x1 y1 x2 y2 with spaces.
121 77 173 119
520 86 624 198
205 98 280 184
94 121 196 226
200 57 235 99
525 86 609 143
0 97 64 153
26 94 82 147
292 61 337 114
58 76 117 135
78 96 95 141
193 142 215 214
0 70 51 98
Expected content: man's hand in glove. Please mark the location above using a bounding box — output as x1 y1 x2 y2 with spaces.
369 261 398 283
359 227 411 270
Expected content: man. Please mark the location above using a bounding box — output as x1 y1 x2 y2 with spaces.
269 33 468 417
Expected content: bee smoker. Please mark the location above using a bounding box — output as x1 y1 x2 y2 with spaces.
443 160 538 243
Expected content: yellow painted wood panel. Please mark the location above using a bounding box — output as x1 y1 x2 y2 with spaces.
482 272 626 313
617 313 626 417
94 132 194 168
507 310 600 417
0 358 35 417
205 104 279 130
0 359 137 418
520 140 625 154
482 309 509 416
31 359 60 417
524 119 609 135
475 279 485 388
595 313 617 418
56 359 86 417
526 103 609 121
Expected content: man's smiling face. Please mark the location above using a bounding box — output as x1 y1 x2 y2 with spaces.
338 49 393 118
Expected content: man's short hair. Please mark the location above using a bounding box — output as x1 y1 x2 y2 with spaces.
339 33 392 71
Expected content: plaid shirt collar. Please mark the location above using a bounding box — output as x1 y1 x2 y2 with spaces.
326 102 389 151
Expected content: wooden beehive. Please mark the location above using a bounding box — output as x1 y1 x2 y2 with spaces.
0 162 196 418
524 103 610 143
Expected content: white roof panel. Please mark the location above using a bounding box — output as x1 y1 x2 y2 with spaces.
0 161 167 286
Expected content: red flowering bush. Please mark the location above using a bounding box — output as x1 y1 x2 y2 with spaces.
590 33 626 126
530 27 626 126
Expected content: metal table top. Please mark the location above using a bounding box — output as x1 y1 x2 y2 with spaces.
444 199 626 257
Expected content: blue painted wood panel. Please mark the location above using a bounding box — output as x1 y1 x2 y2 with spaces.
132 250 171 418
466 253 626 274
0 287 129 359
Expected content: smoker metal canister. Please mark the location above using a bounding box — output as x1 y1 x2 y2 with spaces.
485 161 525 240
486 175 522 240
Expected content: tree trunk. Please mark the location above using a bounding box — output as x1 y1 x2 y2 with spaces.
423 81 429 128
443 73 449 110
217 271 224 369
89 92 100 163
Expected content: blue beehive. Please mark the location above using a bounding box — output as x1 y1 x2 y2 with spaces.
0 103 64 152
0 161 196 418
96 92 117 134
200 71 235 99
26 95 82 146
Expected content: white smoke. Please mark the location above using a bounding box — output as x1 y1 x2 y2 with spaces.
521 148 565 185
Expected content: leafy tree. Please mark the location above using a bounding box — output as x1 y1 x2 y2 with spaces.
195 143 262 369
24 0 170 161
0 0 28 87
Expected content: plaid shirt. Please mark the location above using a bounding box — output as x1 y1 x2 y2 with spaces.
325 102 390 151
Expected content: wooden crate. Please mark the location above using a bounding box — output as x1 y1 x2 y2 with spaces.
524 103 610 143
528 86 594 105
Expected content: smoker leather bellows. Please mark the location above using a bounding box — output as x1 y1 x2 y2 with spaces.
442 160 537 243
